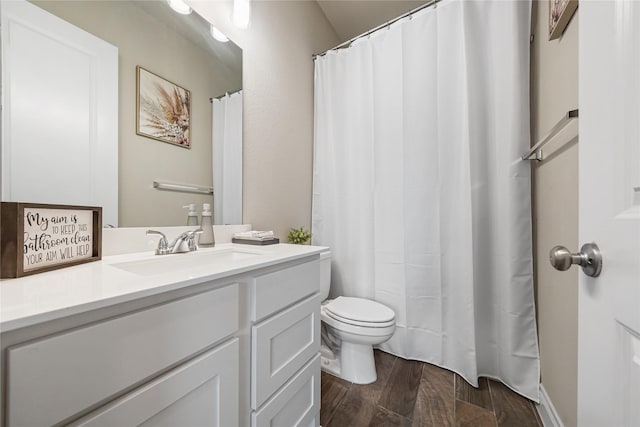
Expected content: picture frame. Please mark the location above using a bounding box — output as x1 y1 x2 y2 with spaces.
1 202 102 279
549 0 578 41
136 66 191 148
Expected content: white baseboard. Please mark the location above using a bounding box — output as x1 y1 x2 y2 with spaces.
536 384 565 427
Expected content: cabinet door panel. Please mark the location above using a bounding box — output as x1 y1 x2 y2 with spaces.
72 338 239 427
252 294 320 409
7 284 239 426
252 355 320 427
251 259 319 322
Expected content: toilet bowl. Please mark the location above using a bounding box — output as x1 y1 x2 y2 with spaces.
319 251 396 384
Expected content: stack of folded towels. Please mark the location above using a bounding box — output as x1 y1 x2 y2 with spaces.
233 230 275 241
232 230 279 245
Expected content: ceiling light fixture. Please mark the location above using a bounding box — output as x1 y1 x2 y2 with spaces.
210 25 229 43
167 0 192 15
232 0 251 29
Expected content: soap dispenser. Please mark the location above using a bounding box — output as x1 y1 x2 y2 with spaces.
183 204 199 226
199 203 215 246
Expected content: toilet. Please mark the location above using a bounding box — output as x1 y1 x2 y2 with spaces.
319 251 396 384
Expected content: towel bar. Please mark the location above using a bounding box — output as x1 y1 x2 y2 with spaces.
522 109 578 161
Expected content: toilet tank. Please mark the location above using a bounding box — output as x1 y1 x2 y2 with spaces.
319 251 331 301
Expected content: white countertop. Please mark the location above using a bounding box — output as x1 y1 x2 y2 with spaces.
0 243 327 333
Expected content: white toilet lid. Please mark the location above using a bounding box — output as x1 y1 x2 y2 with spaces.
325 297 395 324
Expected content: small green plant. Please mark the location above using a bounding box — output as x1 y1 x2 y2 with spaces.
287 226 311 245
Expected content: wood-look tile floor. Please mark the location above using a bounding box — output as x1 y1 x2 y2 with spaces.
320 350 543 427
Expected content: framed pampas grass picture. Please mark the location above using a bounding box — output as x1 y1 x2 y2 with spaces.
136 66 191 148
549 0 578 40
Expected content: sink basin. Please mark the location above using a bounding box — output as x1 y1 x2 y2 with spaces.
111 248 264 276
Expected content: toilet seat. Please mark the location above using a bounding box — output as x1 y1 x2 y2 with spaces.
324 297 395 328
321 308 396 337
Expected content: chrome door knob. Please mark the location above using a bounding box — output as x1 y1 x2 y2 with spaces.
549 242 602 277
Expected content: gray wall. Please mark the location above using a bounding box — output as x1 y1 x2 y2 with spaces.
530 1 579 425
191 0 339 240
32 0 242 226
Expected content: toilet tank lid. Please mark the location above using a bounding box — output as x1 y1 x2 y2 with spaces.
325 296 395 323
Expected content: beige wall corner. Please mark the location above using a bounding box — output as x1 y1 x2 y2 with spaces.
530 1 579 426
191 0 340 241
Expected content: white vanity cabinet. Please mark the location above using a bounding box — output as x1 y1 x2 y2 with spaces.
0 249 323 427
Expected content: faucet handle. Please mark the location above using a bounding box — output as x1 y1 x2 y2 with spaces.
146 230 169 255
186 228 204 251
186 228 204 236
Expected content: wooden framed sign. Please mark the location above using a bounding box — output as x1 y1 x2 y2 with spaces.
1 202 102 279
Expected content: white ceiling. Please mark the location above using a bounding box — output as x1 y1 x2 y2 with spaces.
316 0 429 44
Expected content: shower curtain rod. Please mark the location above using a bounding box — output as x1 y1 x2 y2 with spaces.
209 90 242 102
313 0 441 59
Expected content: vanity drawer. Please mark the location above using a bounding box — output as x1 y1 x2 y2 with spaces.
251 258 319 322
6 283 239 427
252 354 320 427
251 293 320 409
70 338 239 427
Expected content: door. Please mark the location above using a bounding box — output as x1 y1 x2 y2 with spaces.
579 2 640 426
1 0 118 226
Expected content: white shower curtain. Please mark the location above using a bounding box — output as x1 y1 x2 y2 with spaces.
312 0 539 401
212 91 243 225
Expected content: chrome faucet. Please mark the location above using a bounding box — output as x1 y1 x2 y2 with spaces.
146 229 203 255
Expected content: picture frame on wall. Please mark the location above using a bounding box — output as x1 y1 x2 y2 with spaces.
136 66 191 148
549 0 578 40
